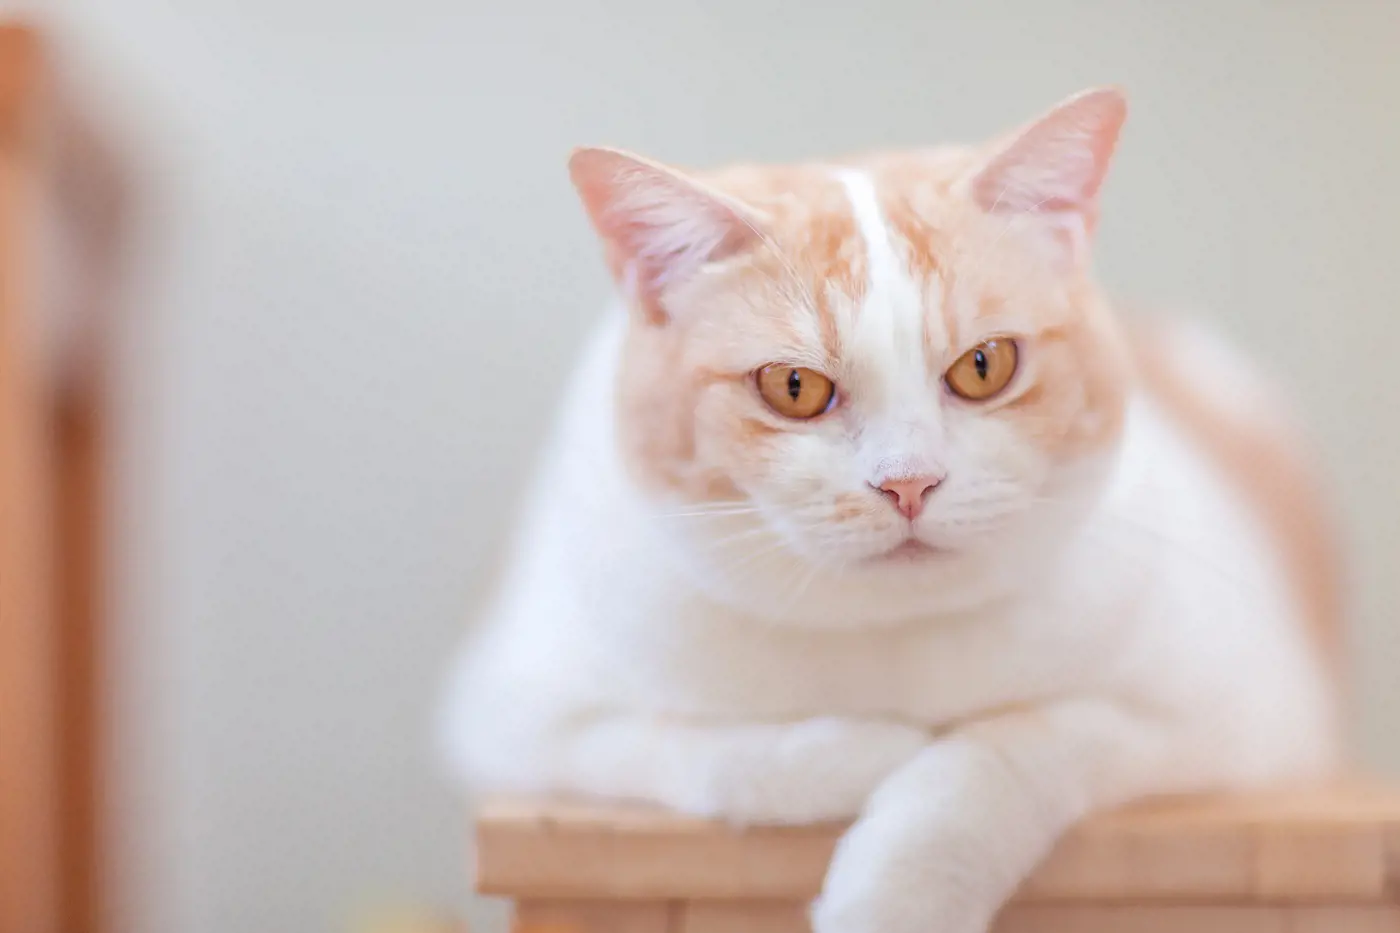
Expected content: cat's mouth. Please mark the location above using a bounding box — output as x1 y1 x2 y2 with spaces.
872 538 946 563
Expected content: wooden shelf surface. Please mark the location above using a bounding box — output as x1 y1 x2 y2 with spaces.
477 782 1400 906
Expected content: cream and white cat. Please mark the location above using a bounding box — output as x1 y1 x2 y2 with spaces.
440 88 1344 933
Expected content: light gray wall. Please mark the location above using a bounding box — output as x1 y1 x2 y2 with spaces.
24 1 1400 931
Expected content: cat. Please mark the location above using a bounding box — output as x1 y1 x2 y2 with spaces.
439 88 1343 933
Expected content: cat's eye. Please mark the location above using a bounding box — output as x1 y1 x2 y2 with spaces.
756 365 836 420
945 338 1019 401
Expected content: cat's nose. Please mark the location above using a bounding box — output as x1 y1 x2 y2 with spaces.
875 475 941 520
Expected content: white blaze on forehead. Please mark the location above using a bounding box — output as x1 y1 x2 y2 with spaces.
835 169 948 479
834 170 936 393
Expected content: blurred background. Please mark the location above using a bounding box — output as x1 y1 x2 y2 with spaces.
2 2 1397 932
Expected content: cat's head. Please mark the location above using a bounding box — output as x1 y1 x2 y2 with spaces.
571 89 1133 624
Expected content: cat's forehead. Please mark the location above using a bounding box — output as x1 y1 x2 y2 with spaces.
695 148 1044 372
699 162 869 306
698 147 981 273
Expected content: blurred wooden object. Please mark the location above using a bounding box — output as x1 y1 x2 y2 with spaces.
0 22 119 933
0 25 60 933
478 784 1400 932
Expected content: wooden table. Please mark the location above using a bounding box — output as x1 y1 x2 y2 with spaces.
475 784 1400 932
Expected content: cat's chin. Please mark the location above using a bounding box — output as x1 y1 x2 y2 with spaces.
867 538 949 563
651 513 1059 627
705 545 1028 629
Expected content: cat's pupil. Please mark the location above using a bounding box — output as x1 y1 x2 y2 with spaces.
974 349 988 380
787 369 802 401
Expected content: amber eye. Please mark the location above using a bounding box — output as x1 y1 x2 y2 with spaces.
945 338 1019 401
756 365 836 419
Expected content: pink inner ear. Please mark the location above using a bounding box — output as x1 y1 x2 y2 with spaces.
969 89 1127 251
570 148 760 322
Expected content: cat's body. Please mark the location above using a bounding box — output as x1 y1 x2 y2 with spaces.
442 90 1342 933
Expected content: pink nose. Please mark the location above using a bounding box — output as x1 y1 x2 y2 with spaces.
876 475 940 520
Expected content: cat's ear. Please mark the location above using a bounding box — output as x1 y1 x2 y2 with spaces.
964 87 1127 268
569 147 763 323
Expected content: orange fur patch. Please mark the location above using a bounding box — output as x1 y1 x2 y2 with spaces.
703 163 867 361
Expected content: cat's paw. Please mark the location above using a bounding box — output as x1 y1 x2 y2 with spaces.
674 718 928 826
809 805 998 933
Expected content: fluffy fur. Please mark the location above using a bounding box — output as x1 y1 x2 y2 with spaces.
440 88 1342 933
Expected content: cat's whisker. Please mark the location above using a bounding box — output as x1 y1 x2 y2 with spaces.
710 540 807 593
656 507 763 521
955 193 1060 293
1079 511 1269 607
655 498 754 512
759 550 826 619
690 525 782 555
710 549 791 583
652 499 767 519
730 213 824 324
982 179 1016 220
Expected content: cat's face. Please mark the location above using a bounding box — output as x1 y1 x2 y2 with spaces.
573 89 1132 619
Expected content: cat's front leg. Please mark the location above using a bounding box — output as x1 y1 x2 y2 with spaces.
811 698 1182 933
557 715 929 826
